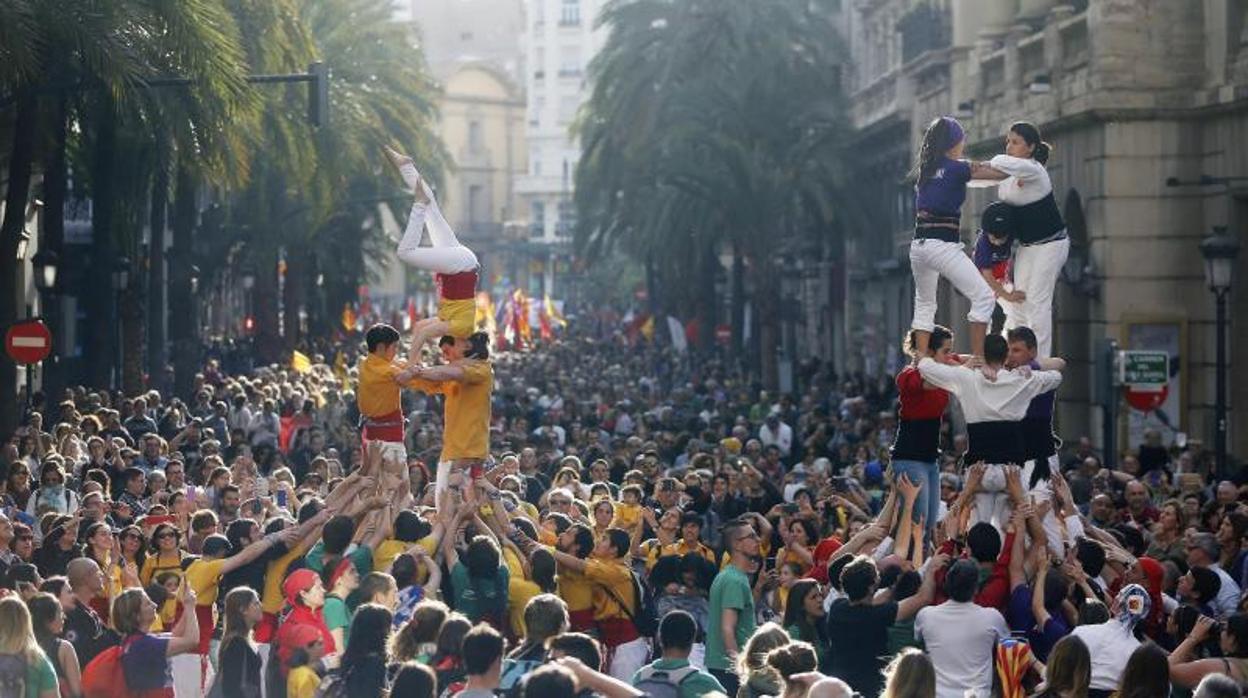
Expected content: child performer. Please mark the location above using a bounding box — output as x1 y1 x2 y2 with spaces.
383 145 479 346
909 116 1001 360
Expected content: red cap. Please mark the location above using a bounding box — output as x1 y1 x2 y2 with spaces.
283 569 319 607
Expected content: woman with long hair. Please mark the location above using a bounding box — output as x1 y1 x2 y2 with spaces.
339 604 394 694
431 613 472 695
1034 634 1090 698
1171 613 1248 688
392 600 450 665
892 325 957 537
215 587 263 698
4 457 35 510
735 623 791 698
108 585 201 695
780 581 827 672
1116 643 1170 698
907 116 999 359
774 519 818 576
983 121 1068 357
1146 499 1187 562
764 642 818 698
881 647 936 698
139 523 186 587
28 592 82 698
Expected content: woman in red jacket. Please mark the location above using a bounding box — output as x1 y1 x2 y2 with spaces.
891 325 958 534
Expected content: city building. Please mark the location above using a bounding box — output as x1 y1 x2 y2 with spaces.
514 0 607 297
836 0 1248 459
402 0 528 305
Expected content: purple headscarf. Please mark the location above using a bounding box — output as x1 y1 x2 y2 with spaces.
940 116 965 151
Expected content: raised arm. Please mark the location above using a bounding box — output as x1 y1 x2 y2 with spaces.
899 552 950 620
988 154 1047 181
166 584 200 656
916 357 965 394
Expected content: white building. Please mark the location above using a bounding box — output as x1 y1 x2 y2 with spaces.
514 0 606 295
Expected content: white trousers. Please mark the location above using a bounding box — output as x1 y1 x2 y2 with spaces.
608 637 651 681
910 239 996 332
1023 454 1065 558
172 653 212 698
1009 237 1069 358
397 200 478 273
971 464 1012 532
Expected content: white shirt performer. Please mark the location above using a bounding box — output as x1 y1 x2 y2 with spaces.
918 335 1063 530
987 121 1069 358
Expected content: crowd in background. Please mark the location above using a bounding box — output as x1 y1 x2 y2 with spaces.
0 325 1245 698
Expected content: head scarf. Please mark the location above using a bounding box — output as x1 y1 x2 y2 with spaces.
940 116 965 151
1136 556 1166 634
1115 583 1152 628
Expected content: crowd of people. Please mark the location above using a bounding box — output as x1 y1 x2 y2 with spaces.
0 317 1242 698
0 124 1243 698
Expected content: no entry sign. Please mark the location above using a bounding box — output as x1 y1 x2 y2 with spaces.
5 320 52 365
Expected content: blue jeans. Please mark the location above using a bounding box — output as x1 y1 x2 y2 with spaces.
892 459 941 530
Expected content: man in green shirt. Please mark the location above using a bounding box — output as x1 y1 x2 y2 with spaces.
705 520 761 696
632 610 725 698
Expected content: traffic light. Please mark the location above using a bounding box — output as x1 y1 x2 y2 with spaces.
244 316 256 333
308 61 329 127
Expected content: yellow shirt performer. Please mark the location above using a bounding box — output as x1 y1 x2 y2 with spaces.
383 145 479 343
401 331 494 502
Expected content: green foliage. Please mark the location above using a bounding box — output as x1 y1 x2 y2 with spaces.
576 0 861 309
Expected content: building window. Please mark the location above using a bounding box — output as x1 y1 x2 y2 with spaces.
560 0 580 26
468 185 483 226
530 201 546 239
559 46 582 77
533 158 542 176
534 47 546 80
468 121 483 153
556 198 576 237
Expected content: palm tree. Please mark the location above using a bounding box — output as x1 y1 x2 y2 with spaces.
196 0 446 364
575 0 862 387
0 0 256 431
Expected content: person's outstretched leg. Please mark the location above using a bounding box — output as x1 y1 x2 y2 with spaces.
909 240 941 358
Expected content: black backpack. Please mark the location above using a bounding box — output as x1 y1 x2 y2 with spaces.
596 568 659 638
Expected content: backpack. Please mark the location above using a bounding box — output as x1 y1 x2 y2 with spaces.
498 657 544 695
596 568 660 638
0 653 27 698
313 668 349 698
81 638 171 698
631 664 699 698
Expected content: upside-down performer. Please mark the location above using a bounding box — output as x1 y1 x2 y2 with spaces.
383 145 478 346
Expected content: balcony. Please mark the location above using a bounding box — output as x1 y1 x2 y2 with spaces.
898 2 951 65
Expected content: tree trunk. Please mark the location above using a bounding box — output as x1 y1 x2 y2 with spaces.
169 165 198 400
751 256 781 390
0 92 39 437
282 249 305 351
253 249 282 365
146 155 169 392
731 248 745 354
121 284 145 393
40 94 68 407
697 243 718 349
87 99 119 390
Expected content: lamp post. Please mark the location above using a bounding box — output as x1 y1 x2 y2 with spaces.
111 257 130 390
1200 228 1241 478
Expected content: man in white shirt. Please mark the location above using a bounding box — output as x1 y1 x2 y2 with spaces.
1187 532 1241 618
916 559 1009 698
758 413 793 459
1070 584 1150 693
918 335 1063 529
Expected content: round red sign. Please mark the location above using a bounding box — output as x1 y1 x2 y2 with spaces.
5 320 52 365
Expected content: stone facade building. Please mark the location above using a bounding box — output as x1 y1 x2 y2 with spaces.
837 0 1248 460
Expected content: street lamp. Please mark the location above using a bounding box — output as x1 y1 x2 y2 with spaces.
1200 228 1241 477
31 249 58 292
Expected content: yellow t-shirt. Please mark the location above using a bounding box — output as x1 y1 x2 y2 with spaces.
660 540 716 565
185 557 226 607
501 545 540 635
357 354 404 419
612 503 642 530
639 538 670 573
557 567 594 614
373 536 438 583
141 552 185 587
407 360 493 461
585 558 635 621
263 542 312 614
287 665 320 698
